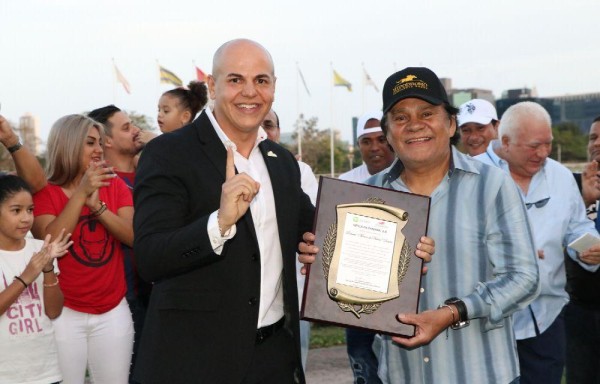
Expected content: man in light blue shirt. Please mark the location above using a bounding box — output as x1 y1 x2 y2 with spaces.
364 67 539 384
474 101 600 384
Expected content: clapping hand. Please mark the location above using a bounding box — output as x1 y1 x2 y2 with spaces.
20 229 73 285
582 160 600 206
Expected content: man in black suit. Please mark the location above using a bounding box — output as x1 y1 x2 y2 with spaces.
132 39 314 384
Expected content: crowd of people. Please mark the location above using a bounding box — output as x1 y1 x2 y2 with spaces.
0 37 598 384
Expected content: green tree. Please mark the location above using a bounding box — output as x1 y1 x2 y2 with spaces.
127 111 157 131
287 115 350 175
551 122 587 162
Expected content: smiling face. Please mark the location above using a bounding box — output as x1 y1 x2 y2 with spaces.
502 116 552 180
358 119 395 175
207 40 276 141
385 98 455 171
80 126 104 171
588 121 600 162
0 190 34 249
460 121 498 156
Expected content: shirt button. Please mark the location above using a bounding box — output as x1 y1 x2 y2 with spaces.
424 357 430 363
420 287 425 293
248 297 257 306
251 253 258 261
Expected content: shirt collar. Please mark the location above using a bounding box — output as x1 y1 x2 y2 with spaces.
481 140 508 170
205 108 268 152
384 146 478 185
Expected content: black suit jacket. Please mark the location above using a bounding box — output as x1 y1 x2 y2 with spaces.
132 112 314 384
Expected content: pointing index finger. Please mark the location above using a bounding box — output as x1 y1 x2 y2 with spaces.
225 144 235 180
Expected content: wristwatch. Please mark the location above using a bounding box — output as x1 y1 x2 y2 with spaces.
7 141 22 154
444 297 470 330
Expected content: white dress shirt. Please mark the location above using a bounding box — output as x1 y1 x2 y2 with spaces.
205 108 284 328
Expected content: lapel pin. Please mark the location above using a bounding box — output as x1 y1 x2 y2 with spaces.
267 151 277 158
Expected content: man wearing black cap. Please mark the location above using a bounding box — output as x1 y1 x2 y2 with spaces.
363 67 539 383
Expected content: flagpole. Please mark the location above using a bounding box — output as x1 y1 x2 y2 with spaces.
156 59 161 100
296 62 302 159
330 62 334 177
361 63 366 113
111 58 116 105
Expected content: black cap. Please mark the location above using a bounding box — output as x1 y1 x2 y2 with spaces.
382 67 449 114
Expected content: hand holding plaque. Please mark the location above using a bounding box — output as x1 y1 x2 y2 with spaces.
301 177 431 337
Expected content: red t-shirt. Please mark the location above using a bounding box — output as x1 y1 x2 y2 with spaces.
33 178 133 314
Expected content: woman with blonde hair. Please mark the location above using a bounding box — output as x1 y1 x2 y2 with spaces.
32 114 134 384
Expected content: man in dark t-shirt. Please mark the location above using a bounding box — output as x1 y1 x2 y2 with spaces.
567 115 600 384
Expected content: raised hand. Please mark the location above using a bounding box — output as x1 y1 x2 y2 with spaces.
135 130 158 147
0 115 19 148
19 235 54 285
77 160 116 209
47 229 73 259
582 160 600 206
217 146 260 235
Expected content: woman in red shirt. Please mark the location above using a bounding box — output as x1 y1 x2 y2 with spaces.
32 114 134 384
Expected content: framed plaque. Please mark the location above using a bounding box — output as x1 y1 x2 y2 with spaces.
301 177 430 337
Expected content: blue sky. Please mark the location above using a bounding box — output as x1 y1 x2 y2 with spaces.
1 0 598 147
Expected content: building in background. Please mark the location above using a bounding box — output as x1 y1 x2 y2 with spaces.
552 93 600 133
445 80 600 134
442 78 495 107
18 113 40 155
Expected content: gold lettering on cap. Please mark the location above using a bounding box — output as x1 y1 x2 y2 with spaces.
392 75 428 96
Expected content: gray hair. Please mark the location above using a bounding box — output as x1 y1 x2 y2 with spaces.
498 101 552 140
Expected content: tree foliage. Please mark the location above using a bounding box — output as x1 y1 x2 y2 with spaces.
285 115 353 175
551 122 587 162
127 111 156 131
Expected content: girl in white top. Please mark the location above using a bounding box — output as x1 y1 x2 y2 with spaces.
0 174 71 384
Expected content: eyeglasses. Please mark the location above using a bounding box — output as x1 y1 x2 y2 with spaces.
526 197 550 210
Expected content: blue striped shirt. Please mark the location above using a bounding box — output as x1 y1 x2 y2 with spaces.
369 147 539 384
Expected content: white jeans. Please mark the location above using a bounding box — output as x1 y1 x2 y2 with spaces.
52 298 134 384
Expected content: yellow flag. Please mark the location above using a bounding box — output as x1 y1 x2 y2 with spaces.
333 70 352 92
159 65 183 87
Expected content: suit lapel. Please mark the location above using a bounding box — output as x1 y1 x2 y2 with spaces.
195 112 227 180
258 141 288 243
193 111 260 248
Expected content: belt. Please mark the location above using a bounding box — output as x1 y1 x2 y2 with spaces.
255 317 285 345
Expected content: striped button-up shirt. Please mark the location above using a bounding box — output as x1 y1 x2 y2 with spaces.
370 147 539 384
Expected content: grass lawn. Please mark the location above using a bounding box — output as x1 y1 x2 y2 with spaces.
309 324 346 349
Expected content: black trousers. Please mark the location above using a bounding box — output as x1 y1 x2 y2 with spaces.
242 326 302 384
517 310 565 384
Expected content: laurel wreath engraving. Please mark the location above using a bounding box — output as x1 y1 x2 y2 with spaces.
322 199 412 319
365 197 385 205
